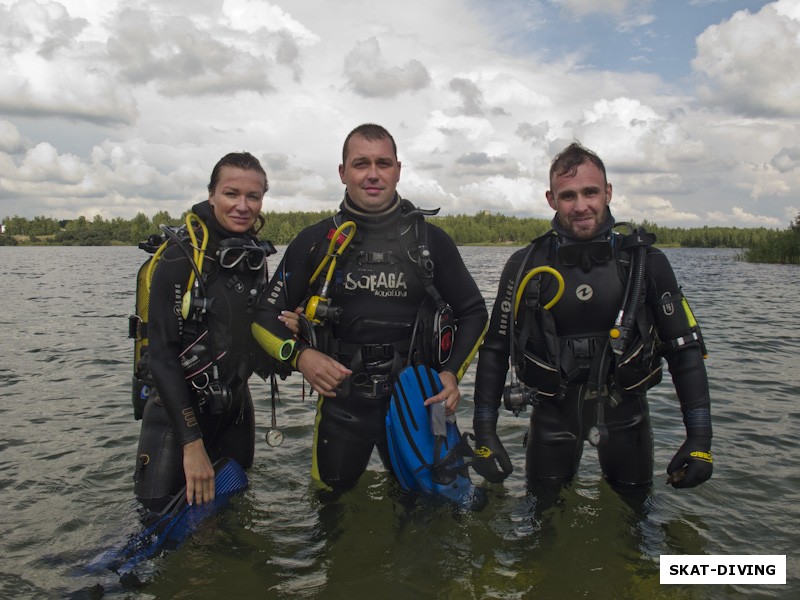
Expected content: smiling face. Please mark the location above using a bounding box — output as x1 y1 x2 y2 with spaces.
208 166 266 233
338 133 401 213
546 161 612 239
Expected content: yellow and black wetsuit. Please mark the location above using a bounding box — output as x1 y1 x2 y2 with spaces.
134 201 272 509
254 194 488 491
474 213 712 494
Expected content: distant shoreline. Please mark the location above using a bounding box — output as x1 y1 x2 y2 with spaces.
2 210 798 263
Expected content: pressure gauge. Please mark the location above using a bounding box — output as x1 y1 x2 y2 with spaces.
266 428 284 447
588 424 608 447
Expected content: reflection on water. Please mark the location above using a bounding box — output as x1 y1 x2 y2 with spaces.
0 246 798 599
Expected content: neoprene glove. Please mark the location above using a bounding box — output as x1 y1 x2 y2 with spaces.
667 434 713 488
472 416 513 483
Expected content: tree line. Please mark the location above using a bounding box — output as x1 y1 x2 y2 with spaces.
1 210 798 263
738 213 800 264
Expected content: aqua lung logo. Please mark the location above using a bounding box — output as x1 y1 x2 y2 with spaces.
266 279 284 305
499 300 512 337
344 271 408 297
661 292 675 316
576 284 593 301
227 275 245 293
498 280 514 338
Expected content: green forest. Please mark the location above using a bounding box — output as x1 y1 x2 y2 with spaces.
1 210 799 264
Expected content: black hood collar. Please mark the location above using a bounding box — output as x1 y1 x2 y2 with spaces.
340 192 402 229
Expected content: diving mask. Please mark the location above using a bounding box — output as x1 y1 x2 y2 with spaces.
217 238 276 270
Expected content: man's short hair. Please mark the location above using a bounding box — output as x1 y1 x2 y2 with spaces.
549 142 607 188
342 123 398 164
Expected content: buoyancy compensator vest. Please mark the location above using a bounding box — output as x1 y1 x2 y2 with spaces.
504 225 663 418
128 213 279 419
299 198 456 378
129 220 199 420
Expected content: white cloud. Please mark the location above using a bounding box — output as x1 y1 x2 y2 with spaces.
106 7 280 96
449 78 487 117
398 167 454 209
692 0 800 117
18 143 83 184
343 38 431 98
572 97 706 176
770 144 800 174
706 207 783 227
222 0 318 43
618 14 656 31
451 175 535 215
0 120 25 154
0 6 137 125
611 193 701 225
516 121 551 142
741 162 793 199
452 152 526 179
0 0 88 56
479 72 552 112
730 206 783 227
0 0 796 230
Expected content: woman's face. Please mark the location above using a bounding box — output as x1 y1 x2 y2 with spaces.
208 166 266 233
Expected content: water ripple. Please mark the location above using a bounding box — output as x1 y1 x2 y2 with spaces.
0 246 798 598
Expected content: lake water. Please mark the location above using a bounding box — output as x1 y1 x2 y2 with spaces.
1 246 798 599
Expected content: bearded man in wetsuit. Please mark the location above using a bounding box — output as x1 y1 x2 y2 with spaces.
252 123 488 492
471 142 713 499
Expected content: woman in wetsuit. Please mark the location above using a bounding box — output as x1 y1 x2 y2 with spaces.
134 152 287 510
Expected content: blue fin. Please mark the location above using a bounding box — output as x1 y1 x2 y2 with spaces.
85 457 248 576
386 365 486 510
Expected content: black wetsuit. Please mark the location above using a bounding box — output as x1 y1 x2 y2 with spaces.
134 201 272 509
255 194 488 491
474 214 712 490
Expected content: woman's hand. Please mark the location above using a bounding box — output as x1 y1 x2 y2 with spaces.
278 307 303 336
182 438 215 505
297 348 352 397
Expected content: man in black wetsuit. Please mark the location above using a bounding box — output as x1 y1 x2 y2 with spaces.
471 142 713 498
252 123 488 491
134 152 290 510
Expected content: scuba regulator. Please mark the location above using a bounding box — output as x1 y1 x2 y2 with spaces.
305 220 356 325
290 220 357 396
130 214 217 419
504 261 565 415
587 226 654 447
172 215 233 416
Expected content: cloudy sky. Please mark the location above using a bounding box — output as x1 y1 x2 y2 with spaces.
1 0 799 228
